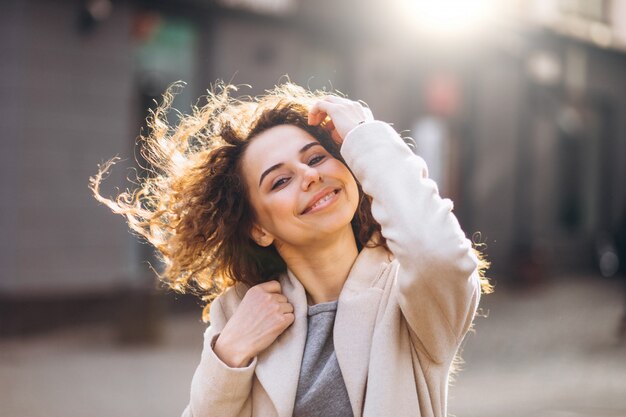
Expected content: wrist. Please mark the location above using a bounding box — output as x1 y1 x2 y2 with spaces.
213 333 253 368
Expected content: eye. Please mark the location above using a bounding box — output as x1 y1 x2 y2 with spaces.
271 177 290 190
308 155 326 166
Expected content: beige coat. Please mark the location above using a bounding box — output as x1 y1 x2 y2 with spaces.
182 121 481 417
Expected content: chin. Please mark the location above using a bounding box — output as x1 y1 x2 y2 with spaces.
316 211 356 235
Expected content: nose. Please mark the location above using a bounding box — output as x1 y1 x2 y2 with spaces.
301 164 322 191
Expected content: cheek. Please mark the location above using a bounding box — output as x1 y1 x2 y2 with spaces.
270 192 296 215
344 176 360 214
255 189 298 229
348 181 360 211
334 163 358 196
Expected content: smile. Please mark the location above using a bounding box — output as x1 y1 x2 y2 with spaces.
301 189 341 215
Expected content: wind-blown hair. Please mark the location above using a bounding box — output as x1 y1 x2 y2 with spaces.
90 83 383 300
90 81 491 317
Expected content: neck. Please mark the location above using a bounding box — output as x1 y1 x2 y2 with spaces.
276 225 359 305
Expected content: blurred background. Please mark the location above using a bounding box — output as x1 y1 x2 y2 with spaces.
1 0 626 416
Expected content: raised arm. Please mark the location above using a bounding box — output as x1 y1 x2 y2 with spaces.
308 97 480 363
340 121 480 363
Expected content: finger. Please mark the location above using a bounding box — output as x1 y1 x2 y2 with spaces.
272 293 288 303
323 95 352 105
283 313 295 326
258 280 281 293
279 302 294 314
322 119 336 132
362 106 374 121
308 110 326 126
325 95 367 112
324 120 341 144
308 107 328 126
308 101 338 125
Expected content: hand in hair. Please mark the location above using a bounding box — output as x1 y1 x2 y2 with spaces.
213 280 294 368
308 96 374 145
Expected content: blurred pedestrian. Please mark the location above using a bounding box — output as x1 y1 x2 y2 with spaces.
91 82 490 417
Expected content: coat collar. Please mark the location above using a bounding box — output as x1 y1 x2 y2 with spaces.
254 242 393 417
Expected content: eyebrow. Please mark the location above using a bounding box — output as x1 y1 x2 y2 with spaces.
258 141 322 187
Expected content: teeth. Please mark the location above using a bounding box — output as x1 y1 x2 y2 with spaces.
311 191 336 210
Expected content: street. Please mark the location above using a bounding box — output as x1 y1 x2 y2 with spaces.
2 275 625 417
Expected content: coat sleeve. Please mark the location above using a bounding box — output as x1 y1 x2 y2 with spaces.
181 294 257 417
340 121 481 364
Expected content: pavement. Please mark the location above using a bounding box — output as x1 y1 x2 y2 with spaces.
1 274 625 417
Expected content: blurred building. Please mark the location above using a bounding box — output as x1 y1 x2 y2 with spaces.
1 0 625 335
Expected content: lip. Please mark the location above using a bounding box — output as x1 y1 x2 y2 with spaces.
301 187 341 215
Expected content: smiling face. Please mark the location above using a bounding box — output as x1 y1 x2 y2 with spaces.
241 124 359 250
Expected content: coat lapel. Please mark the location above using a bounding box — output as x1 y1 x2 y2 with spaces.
334 245 392 417
254 242 392 417
254 270 308 417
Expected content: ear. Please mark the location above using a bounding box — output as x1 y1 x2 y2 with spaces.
250 223 275 247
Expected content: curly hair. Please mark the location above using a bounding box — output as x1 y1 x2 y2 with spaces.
90 83 387 298
90 81 491 317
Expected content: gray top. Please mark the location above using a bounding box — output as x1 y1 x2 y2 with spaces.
292 300 354 417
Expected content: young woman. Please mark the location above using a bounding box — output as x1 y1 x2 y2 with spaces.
91 82 490 417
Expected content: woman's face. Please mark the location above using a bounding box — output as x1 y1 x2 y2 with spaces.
241 124 359 249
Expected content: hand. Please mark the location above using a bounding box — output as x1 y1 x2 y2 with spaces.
213 280 294 368
308 96 374 145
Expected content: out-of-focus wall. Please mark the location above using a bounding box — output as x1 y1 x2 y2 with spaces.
211 15 304 95
3 0 626 305
0 0 138 295
349 41 414 129
467 50 522 274
585 46 626 222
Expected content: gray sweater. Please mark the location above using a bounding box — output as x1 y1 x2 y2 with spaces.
293 300 353 417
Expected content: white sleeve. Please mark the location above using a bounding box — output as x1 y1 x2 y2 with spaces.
340 121 481 363
181 297 256 417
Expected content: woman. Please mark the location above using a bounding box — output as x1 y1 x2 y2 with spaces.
91 82 490 417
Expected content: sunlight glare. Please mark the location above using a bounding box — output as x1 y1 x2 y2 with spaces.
400 0 500 39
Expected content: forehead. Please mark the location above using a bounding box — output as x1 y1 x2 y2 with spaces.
242 124 319 173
